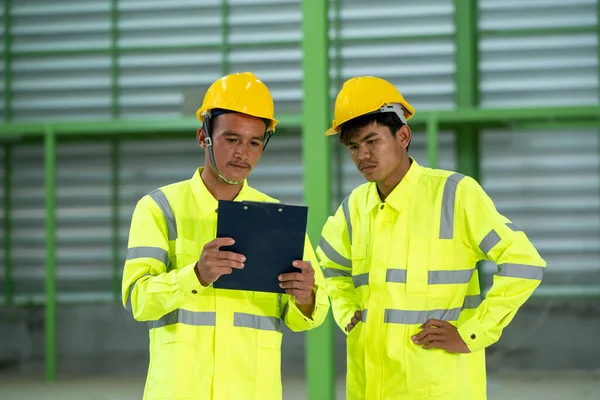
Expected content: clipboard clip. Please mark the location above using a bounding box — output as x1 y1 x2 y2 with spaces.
236 200 286 212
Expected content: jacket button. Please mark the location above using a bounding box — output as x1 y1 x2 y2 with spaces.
470 333 476 340
380 204 384 209
192 290 198 294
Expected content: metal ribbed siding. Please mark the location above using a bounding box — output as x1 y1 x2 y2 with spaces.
11 1 112 121
330 0 456 111
480 129 600 289
479 0 598 107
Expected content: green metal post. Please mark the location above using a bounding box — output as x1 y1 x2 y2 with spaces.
220 0 229 76
111 140 121 302
454 0 480 177
3 144 12 305
3 0 12 121
301 0 334 399
44 127 57 382
455 0 482 292
427 115 439 169
110 0 119 118
332 0 344 204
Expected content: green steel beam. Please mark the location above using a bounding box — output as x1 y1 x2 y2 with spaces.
480 25 596 38
0 114 302 136
332 0 344 206
2 106 600 139
3 144 12 305
111 140 121 303
110 0 119 118
3 0 12 121
44 127 57 382
220 0 229 76
455 0 482 293
301 0 334 399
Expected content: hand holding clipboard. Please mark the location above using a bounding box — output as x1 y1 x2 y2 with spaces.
197 200 315 299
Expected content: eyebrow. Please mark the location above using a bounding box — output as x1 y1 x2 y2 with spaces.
222 130 264 141
348 132 378 146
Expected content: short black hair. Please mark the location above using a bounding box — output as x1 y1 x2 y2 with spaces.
340 112 410 151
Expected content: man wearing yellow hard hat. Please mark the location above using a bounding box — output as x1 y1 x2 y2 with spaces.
316 76 546 399
121 72 330 400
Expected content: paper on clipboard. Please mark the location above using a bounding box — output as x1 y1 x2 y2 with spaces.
213 199 308 293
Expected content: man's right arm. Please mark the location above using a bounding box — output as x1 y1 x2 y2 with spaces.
122 195 206 322
315 199 360 334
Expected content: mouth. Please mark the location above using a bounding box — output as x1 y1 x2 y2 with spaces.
359 164 377 173
228 162 250 170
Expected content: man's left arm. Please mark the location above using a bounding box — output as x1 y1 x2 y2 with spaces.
456 177 546 352
279 234 330 332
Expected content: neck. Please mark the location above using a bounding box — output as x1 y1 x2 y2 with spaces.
376 155 411 201
201 165 243 201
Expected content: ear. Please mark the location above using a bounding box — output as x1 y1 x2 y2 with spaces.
396 125 412 150
197 128 207 149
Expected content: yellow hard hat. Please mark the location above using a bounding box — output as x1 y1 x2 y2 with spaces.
325 76 415 136
196 72 279 132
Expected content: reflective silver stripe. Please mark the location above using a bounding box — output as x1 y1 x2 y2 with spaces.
234 312 281 332
126 246 170 268
497 263 544 280
462 295 482 310
362 309 368 322
341 195 353 244
384 307 462 325
125 274 151 312
149 189 177 241
318 237 351 268
429 269 474 284
353 273 369 288
386 269 407 283
439 173 465 239
479 229 501 255
148 309 216 330
506 222 522 232
323 268 351 278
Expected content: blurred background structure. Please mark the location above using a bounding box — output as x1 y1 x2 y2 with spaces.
0 0 599 399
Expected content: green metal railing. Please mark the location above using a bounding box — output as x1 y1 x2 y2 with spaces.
0 0 599 396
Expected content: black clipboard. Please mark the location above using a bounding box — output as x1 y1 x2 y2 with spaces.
213 199 308 293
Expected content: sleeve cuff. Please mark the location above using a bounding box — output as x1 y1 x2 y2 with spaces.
457 321 487 353
177 262 207 298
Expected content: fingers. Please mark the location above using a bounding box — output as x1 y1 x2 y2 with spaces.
412 326 439 343
422 341 445 350
214 251 246 268
413 333 447 345
292 260 315 275
420 318 448 329
205 237 235 250
347 310 363 333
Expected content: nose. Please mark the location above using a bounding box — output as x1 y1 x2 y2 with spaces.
357 144 371 161
234 142 250 161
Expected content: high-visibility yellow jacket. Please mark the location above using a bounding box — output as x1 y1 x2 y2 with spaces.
317 158 546 400
122 168 330 400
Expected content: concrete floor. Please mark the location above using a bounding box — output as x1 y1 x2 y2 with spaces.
0 371 599 400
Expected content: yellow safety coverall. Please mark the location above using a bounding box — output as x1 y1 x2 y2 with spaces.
317 158 546 400
122 168 330 400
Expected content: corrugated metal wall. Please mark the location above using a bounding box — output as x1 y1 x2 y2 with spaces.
0 0 599 301
478 0 600 291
